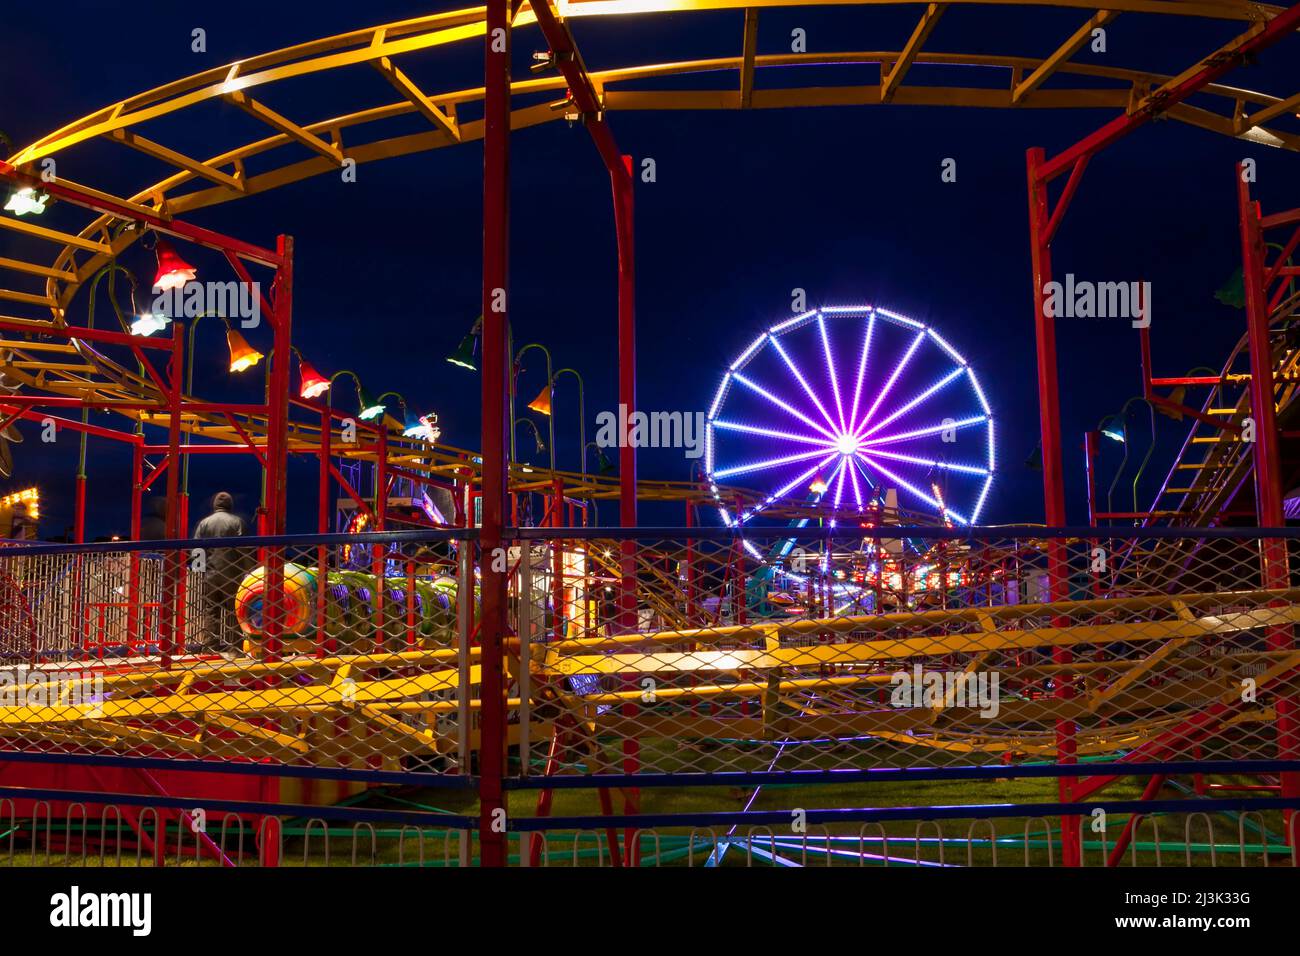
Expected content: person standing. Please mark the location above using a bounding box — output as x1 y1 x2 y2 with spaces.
194 492 246 654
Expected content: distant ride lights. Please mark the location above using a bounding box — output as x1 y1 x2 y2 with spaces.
705 305 995 530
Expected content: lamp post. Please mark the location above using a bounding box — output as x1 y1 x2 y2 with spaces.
328 370 385 421
549 367 586 475
449 316 563 471
74 262 142 541
1096 396 1157 520
516 342 554 471
515 417 546 466
585 441 614 475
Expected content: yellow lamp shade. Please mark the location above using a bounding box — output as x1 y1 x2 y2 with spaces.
527 385 552 416
227 329 264 373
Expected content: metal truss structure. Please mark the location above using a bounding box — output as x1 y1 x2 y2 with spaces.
1 1 1300 867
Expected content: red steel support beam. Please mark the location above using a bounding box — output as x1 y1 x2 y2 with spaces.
1038 4 1300 184
530 1 642 852
0 161 282 268
0 318 174 351
161 321 183 666
1026 145 1080 866
479 0 512 869
1026 148 1068 532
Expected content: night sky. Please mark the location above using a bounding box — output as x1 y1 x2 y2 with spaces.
2 1 1297 537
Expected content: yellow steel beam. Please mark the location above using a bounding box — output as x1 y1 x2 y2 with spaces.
12 17 492 165
546 586 1300 654
373 55 462 141
1238 89 1300 134
0 215 109 254
108 129 245 192
740 8 759 107
0 256 75 282
1013 9 1118 104
881 2 948 103
0 288 57 308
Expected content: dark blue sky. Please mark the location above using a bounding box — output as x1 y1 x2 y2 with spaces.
2 1 1297 536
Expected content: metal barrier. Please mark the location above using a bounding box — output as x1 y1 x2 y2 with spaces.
0 791 1294 867
0 525 1297 866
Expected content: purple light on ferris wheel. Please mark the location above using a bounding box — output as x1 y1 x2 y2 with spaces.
858 327 926 433
707 305 996 526
818 314 847 433
847 311 875 430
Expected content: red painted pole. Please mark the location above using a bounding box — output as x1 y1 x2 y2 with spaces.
478 0 511 868
258 235 293 668
73 475 86 544
161 323 183 668
611 153 641 864
373 428 389 654
551 479 564 641
1238 168 1299 824
317 407 331 657
614 154 638 626
1027 146 1080 867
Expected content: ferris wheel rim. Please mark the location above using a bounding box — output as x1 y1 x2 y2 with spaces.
705 305 995 529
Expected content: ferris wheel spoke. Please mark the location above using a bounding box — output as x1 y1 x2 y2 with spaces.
860 367 965 439
862 415 987 447
831 454 850 507
857 452 969 525
849 454 879 501
856 328 926 434
846 449 866 509
863 447 990 475
846 313 875 433
770 451 841 501
712 419 838 447
817 314 847 433
731 371 838 442
768 334 841 434
712 445 835 481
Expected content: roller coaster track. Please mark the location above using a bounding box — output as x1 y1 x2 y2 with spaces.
0 2 1298 784
1 582 1296 765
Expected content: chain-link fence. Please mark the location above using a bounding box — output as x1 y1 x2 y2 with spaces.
517 528 1300 778
0 525 1297 866
0 530 476 774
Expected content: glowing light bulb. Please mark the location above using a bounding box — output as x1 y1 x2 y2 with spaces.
131 312 171 337
4 187 48 217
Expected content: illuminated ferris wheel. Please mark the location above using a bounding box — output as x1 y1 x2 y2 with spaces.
704 305 995 527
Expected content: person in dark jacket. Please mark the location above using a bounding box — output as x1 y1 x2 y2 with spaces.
194 492 246 653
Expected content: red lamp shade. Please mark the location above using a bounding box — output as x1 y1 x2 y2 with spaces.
152 239 197 292
298 357 330 399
